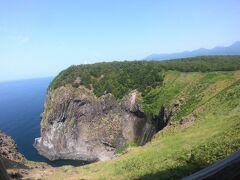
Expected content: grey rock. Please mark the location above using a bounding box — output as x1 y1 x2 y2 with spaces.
180 115 196 126
34 86 151 161
170 98 185 117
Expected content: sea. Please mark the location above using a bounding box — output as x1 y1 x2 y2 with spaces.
0 77 85 167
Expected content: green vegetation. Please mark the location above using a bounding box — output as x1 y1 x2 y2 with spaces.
49 69 240 180
115 142 138 155
140 71 237 116
49 61 164 99
159 55 240 72
49 56 240 100
43 56 240 179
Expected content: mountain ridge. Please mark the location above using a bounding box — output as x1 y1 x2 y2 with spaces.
145 41 240 60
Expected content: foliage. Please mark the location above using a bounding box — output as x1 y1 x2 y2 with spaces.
49 56 240 100
159 55 240 72
49 61 164 99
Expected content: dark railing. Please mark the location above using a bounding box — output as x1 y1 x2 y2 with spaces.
182 150 240 180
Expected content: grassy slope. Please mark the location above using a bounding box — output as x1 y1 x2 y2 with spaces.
47 70 240 180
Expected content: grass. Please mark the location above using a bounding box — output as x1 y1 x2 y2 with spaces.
140 71 238 116
46 70 240 180
115 142 138 155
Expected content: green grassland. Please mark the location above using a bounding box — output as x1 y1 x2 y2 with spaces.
48 69 240 180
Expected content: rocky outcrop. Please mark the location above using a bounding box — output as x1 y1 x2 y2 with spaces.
0 131 25 162
34 84 190 162
34 86 157 161
170 98 185 117
34 83 189 162
180 115 196 127
0 131 52 180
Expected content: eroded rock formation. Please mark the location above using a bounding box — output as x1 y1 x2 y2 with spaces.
34 86 155 161
34 84 188 162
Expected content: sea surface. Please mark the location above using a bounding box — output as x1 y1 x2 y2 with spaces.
0 78 85 166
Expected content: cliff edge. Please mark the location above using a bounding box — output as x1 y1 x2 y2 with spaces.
34 86 161 161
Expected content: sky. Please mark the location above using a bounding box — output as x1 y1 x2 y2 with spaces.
0 0 240 81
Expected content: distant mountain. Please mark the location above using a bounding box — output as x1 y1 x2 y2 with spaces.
145 41 240 60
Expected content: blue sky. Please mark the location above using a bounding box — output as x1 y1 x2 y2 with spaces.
0 0 240 81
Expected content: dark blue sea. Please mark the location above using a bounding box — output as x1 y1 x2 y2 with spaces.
0 78 85 167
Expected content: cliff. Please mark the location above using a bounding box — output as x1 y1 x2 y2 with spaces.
31 57 240 179
34 86 164 161
0 131 52 179
46 70 240 179
34 57 240 162
0 131 25 163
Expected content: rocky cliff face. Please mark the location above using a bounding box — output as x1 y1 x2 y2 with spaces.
0 131 25 162
34 85 160 161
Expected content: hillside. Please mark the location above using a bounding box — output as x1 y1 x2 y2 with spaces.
48 69 240 179
28 56 240 179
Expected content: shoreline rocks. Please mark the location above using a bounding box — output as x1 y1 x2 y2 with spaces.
0 131 25 162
